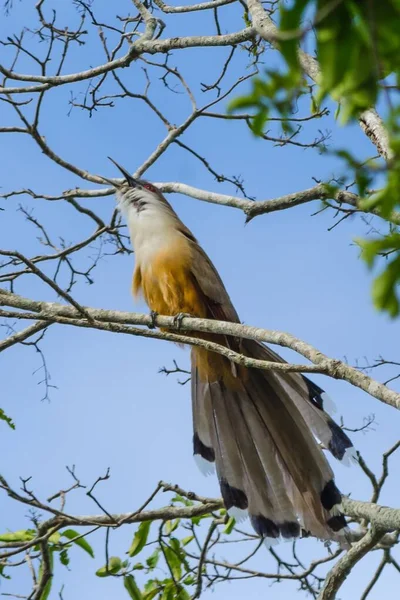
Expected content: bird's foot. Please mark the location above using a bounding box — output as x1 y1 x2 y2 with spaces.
148 310 158 329
173 312 192 330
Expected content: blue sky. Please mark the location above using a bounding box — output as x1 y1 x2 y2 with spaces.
1 1 400 598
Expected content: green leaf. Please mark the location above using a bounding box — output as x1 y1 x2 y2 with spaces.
223 516 236 535
0 408 15 430
357 234 400 267
249 108 267 137
372 256 400 317
181 536 194 547
357 232 400 317
143 590 159 600
143 591 159 600
0 530 35 542
163 545 182 581
61 529 94 558
146 548 160 570
144 579 160 599
96 556 122 577
242 9 251 27
160 582 174 600
191 513 211 526
279 0 309 71
170 537 190 572
170 495 193 507
164 519 180 535
48 532 61 544
128 521 152 557
177 586 190 600
0 563 11 580
144 579 157 592
124 575 143 600
59 549 70 567
334 103 341 120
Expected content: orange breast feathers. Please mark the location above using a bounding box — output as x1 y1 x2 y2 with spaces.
132 237 244 386
133 238 208 318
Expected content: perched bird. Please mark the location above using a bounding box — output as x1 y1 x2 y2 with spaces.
109 158 356 546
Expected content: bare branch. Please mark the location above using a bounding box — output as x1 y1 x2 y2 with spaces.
0 28 256 95
317 527 384 600
245 0 392 160
1 289 400 410
0 321 49 353
153 0 235 13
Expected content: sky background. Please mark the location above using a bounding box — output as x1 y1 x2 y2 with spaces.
1 1 400 599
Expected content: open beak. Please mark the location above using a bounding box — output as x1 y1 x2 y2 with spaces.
108 157 138 188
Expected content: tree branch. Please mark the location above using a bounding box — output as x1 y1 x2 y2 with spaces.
246 0 392 161
1 289 399 410
7 182 399 227
0 28 256 95
0 321 49 352
317 527 384 600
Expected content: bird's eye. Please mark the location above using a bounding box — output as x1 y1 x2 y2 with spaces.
143 183 156 193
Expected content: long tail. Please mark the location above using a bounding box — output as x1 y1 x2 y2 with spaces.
191 340 356 546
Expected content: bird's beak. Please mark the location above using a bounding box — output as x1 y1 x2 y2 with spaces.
108 157 139 188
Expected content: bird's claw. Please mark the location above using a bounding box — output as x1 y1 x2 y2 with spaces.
173 312 191 330
148 310 158 329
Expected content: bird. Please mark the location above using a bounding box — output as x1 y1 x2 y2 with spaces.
108 158 356 547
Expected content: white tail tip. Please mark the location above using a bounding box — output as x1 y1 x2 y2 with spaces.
194 454 215 476
263 536 279 549
321 392 337 415
341 446 358 467
227 507 249 523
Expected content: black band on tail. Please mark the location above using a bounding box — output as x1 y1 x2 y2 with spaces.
280 521 301 538
220 479 248 510
327 515 347 532
193 432 215 462
327 419 354 461
250 515 280 539
321 479 342 511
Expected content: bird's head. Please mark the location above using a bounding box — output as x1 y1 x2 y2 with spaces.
107 157 168 218
106 157 196 258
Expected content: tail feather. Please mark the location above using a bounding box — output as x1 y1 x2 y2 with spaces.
246 341 356 464
245 370 340 541
208 380 250 519
192 364 215 475
233 385 300 535
191 343 352 546
210 378 299 535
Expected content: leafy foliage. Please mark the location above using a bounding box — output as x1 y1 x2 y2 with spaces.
90 495 218 599
357 233 400 316
129 521 152 557
0 407 15 430
281 0 400 121
230 0 400 316
61 529 95 558
0 526 95 598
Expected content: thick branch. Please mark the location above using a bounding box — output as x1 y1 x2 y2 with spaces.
1 289 399 410
1 493 399 553
5 182 399 226
161 182 400 225
0 28 256 94
246 0 392 161
153 0 235 12
317 527 384 600
343 497 400 531
39 501 222 530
